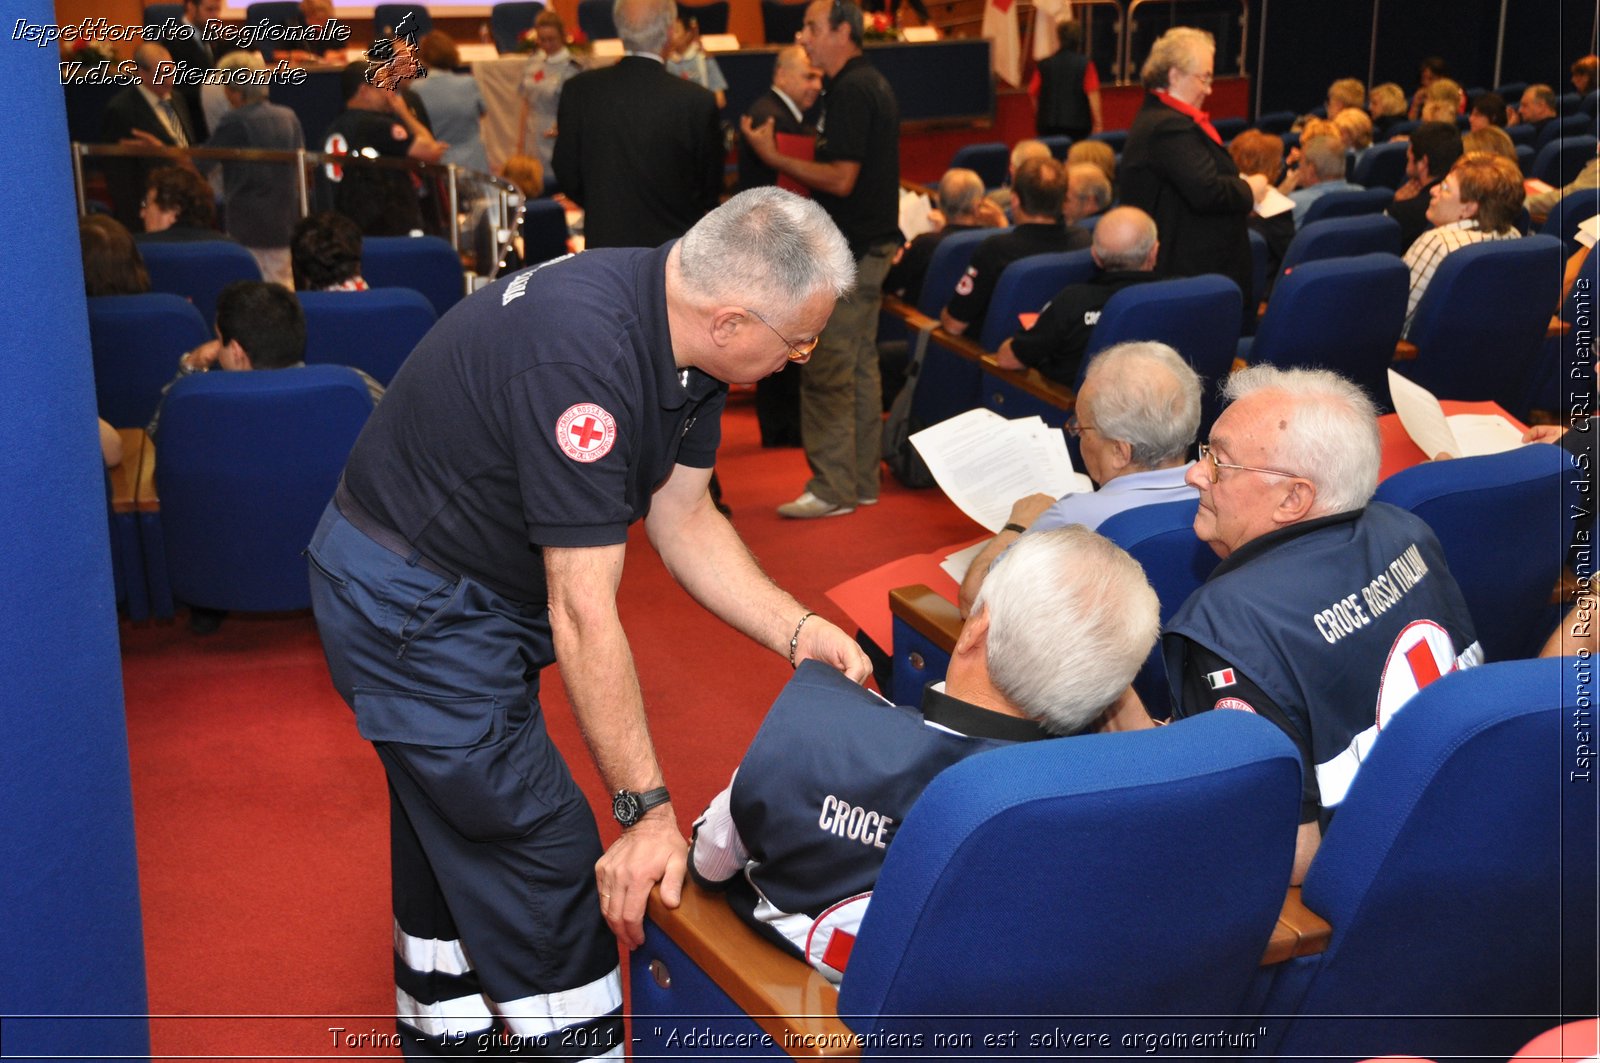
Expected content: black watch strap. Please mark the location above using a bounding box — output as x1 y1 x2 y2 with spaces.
612 786 671 827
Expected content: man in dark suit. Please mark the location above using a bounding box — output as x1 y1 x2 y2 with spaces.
737 46 822 192
146 0 233 142
98 43 198 231
553 0 724 249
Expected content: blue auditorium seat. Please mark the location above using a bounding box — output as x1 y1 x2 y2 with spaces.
88 293 211 429
155 364 375 614
1532 134 1599 187
489 1 544 53
298 288 437 385
1298 187 1395 226
361 235 465 318
1538 186 1600 255
976 249 1095 352
1256 658 1594 1060
947 141 1009 189
904 228 996 431
139 240 262 326
1350 140 1410 190
1276 213 1402 276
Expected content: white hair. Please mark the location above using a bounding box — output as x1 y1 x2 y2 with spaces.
1141 26 1214 91
678 187 855 311
614 0 675 55
217 49 269 102
1221 365 1381 515
973 526 1160 735
1083 341 1201 468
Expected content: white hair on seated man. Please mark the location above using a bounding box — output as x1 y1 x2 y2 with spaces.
1221 365 1381 516
974 524 1160 735
1084 341 1202 468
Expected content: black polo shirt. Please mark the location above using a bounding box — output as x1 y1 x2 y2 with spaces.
1008 269 1158 385
943 222 1093 334
343 244 727 604
814 54 901 256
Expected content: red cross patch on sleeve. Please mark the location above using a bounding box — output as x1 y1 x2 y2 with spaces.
556 403 617 462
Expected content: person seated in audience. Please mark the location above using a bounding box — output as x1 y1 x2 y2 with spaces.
1573 55 1599 98
1325 77 1365 119
1461 125 1518 162
994 206 1158 384
137 165 229 243
1402 151 1524 336
884 167 999 304
1469 92 1508 131
1526 139 1600 217
1418 78 1465 124
959 340 1199 614
1228 131 1292 292
665 12 728 109
1064 162 1113 226
1067 139 1117 191
1333 107 1373 167
1407 55 1451 119
1513 84 1559 138
1278 117 1338 194
1368 82 1409 141
290 211 367 291
1287 134 1363 226
80 215 151 297
986 138 1054 220
941 155 1088 338
1386 120 1463 251
1164 365 1481 884
691 524 1160 983
149 280 384 441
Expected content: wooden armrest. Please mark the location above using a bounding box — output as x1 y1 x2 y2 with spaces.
1548 315 1572 340
880 294 940 336
110 429 158 513
646 878 1328 1057
976 354 1077 410
927 326 987 366
1393 339 1418 362
888 584 962 653
1262 885 1333 964
646 883 860 1059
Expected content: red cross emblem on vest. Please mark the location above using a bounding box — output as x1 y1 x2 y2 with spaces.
556 402 617 462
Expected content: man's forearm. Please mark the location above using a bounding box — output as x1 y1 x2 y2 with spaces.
764 152 857 198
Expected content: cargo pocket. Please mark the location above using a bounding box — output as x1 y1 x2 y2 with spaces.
355 687 551 842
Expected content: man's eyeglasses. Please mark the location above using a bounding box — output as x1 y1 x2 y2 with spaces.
745 307 819 363
1196 443 1300 484
1064 416 1098 438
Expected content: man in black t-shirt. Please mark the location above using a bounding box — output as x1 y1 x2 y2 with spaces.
306 189 870 1058
741 0 902 519
996 206 1159 386
319 62 445 235
939 155 1090 339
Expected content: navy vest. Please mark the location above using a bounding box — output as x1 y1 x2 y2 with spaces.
726 661 1020 977
1163 504 1480 808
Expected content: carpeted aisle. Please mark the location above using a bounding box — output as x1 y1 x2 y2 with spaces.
120 388 978 1058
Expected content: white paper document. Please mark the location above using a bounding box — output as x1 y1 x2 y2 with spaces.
1386 370 1525 459
910 408 1093 532
1578 215 1600 250
1255 186 1294 219
899 189 935 243
938 540 989 584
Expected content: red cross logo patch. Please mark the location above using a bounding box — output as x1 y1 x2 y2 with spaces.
556 403 617 462
323 132 349 181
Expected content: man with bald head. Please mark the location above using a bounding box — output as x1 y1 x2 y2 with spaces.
884 167 999 304
996 205 1159 385
737 45 823 191
98 43 198 229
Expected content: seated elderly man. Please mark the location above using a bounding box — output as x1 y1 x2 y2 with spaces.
692 525 1160 983
1515 83 1559 140
994 206 1159 385
1402 151 1524 336
959 341 1199 613
1064 162 1113 226
1163 366 1481 883
941 156 1089 338
1287 134 1363 226
985 137 1054 219
883 167 1000 305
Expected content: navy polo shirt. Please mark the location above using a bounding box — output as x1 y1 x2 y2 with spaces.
343 244 727 604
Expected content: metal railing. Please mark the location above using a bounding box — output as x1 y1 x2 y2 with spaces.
71 141 527 288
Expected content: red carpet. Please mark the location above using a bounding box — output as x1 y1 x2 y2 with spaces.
120 388 976 1058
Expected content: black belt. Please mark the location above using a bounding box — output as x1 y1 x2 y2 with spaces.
334 479 456 581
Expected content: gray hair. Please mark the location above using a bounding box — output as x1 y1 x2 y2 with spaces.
937 168 987 220
1090 205 1157 271
1067 163 1112 213
1221 365 1381 515
1140 26 1214 91
614 0 675 55
974 525 1160 735
1083 342 1201 467
1299 134 1346 182
678 186 855 310
217 49 270 102
1010 138 1052 170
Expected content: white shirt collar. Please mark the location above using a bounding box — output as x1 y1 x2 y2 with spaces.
771 86 805 125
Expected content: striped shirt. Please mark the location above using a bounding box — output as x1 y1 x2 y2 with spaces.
1402 219 1521 336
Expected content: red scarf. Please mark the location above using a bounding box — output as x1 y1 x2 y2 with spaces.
1154 89 1222 145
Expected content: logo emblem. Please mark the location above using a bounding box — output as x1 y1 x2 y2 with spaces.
556 403 617 462
1376 619 1456 729
1214 697 1256 714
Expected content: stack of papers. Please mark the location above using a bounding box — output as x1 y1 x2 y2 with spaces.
1386 370 1526 459
1255 186 1294 219
910 408 1093 532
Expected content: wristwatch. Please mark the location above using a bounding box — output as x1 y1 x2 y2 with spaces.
612 786 671 828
